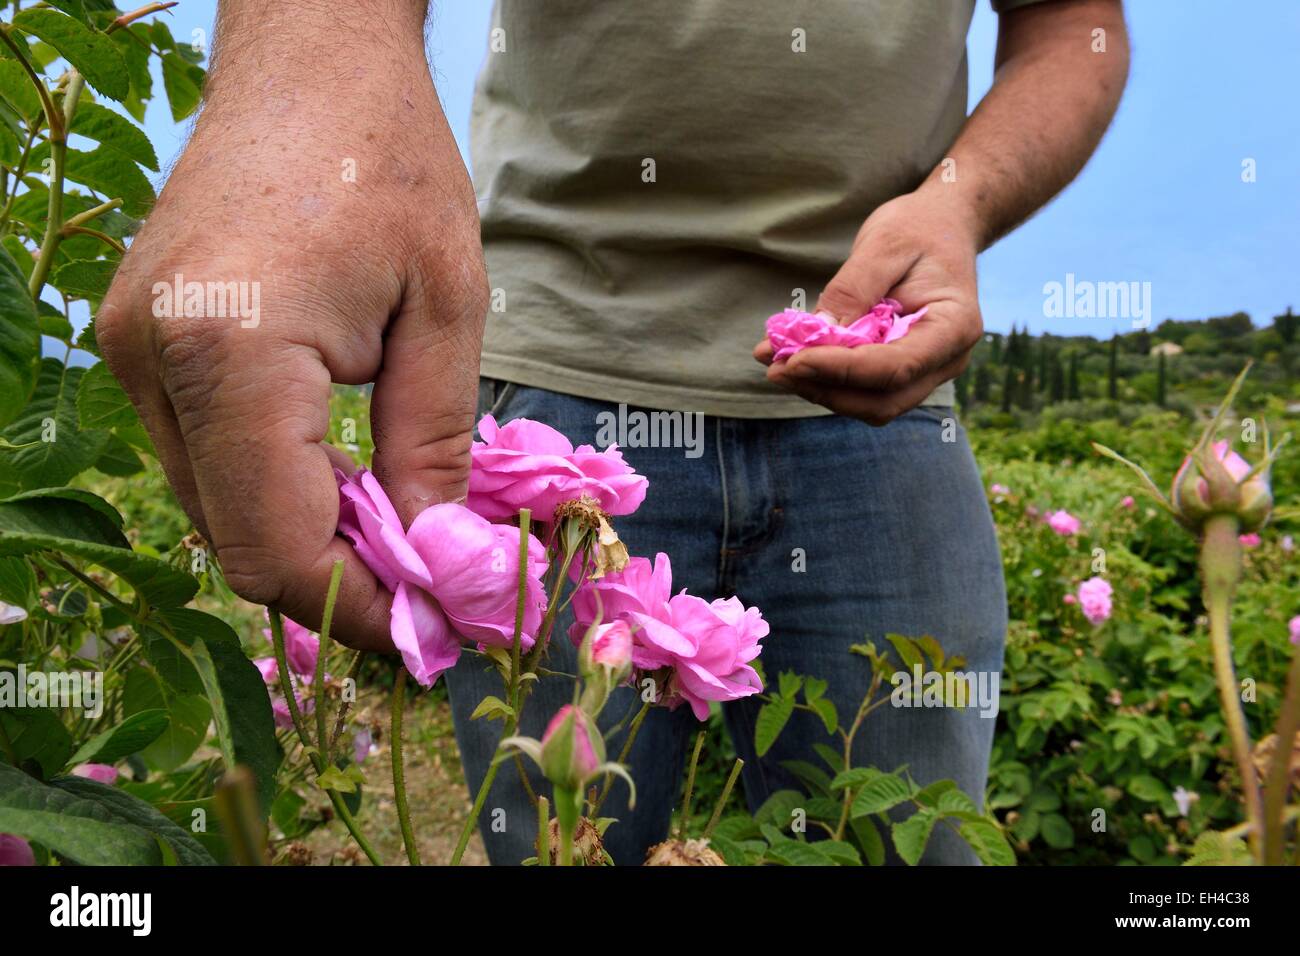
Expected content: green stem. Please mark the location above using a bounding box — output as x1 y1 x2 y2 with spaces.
554 786 578 866
536 795 550 866
1262 644 1300 865
1200 513 1263 860
271 609 381 865
450 508 532 865
28 70 83 299
676 729 707 840
328 651 365 753
315 559 344 761
703 758 744 840
593 697 651 816
390 666 421 866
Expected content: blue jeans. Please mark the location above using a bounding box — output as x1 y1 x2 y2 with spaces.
445 380 1007 865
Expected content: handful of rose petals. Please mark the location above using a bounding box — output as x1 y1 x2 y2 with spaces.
765 298 928 363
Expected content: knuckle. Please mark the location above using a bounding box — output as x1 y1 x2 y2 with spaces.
217 545 288 608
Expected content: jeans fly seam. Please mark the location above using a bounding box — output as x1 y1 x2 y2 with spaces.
714 416 731 589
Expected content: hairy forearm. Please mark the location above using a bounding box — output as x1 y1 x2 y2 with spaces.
206 0 430 107
919 0 1129 250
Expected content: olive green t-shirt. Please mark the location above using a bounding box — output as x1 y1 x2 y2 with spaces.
472 0 1043 418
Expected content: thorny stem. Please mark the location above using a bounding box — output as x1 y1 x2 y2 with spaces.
676 730 707 840
1200 513 1263 859
315 560 345 761
271 610 382 866
328 651 365 753
593 697 651 816
703 758 744 840
108 1 178 33
1263 644 1300 865
390 667 421 865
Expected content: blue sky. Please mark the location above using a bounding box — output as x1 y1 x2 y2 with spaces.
141 0 1298 339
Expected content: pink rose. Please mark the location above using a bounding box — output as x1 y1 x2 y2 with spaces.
1062 594 1077 605
468 415 648 522
539 704 603 790
572 553 766 719
1077 577 1113 626
337 468 551 687
1238 533 1261 549
990 483 1010 496
71 763 119 785
1047 510 1082 536
1120 495 1135 509
0 834 35 866
589 620 633 671
336 468 431 592
1282 535 1295 553
766 299 927 363
1288 615 1300 646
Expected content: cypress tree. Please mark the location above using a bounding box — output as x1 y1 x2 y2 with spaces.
1107 335 1119 400
955 369 969 407
974 364 992 403
1067 352 1080 401
1000 363 1015 412
1156 351 1167 406
1049 354 1065 403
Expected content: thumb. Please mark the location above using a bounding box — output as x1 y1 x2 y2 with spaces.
370 263 487 525
815 240 915 325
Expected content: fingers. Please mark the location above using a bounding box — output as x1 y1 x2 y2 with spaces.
370 248 487 525
772 354 968 426
157 328 393 651
96 299 210 541
813 237 917 323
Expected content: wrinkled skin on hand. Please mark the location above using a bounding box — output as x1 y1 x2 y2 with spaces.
97 57 487 651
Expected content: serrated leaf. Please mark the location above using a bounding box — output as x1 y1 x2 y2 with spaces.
754 789 804 828
891 808 938 865
123 668 210 771
959 819 1016 866
810 697 837 734
69 101 158 170
0 244 39 429
0 59 43 120
0 486 197 607
886 634 924 673
50 257 118 301
0 764 161 864
51 773 218 866
62 145 155 217
754 696 794 757
160 51 203 121
830 767 881 792
154 607 281 811
810 840 861 866
1 360 108 488
67 708 168 766
851 772 914 817
0 707 74 778
779 759 832 797
852 815 885 866
92 431 144 477
470 695 514 721
12 9 128 101
76 360 136 429
777 671 802 699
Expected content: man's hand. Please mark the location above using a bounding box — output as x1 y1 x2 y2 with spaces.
96 1 486 650
755 191 982 424
755 0 1129 425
